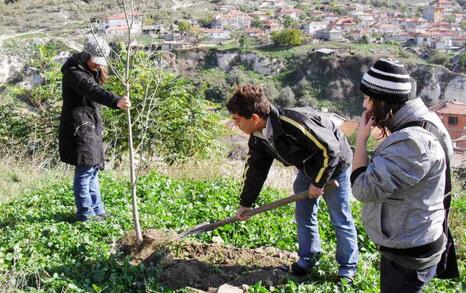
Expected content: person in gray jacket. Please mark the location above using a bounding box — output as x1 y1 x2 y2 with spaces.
351 58 453 292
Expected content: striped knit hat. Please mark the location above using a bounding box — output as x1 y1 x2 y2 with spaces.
360 58 412 102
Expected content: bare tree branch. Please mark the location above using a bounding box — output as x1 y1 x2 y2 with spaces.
70 0 125 83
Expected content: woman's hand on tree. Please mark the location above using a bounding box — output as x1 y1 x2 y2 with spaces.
117 96 131 110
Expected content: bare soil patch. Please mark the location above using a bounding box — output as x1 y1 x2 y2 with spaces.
118 229 297 291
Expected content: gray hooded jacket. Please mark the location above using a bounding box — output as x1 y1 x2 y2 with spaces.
352 98 452 249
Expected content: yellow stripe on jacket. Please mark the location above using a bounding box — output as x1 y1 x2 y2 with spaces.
239 154 250 193
279 116 329 183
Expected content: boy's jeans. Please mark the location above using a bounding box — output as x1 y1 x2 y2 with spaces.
73 165 105 221
293 168 359 277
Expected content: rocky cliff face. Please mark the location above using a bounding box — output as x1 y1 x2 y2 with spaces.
411 64 466 104
211 50 285 75
204 49 466 107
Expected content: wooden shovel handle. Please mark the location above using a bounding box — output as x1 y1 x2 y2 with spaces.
195 180 338 233
242 179 339 219
205 190 309 231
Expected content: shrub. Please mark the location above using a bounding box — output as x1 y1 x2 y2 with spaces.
275 86 295 107
271 29 303 47
429 51 451 68
457 52 466 73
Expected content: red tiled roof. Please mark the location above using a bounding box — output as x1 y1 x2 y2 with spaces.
218 10 253 21
416 31 456 37
432 101 466 115
105 12 139 20
245 28 265 33
335 17 355 25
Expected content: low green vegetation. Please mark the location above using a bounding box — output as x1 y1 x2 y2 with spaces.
0 172 463 292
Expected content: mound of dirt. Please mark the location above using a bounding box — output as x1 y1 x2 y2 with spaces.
118 229 178 265
118 229 297 292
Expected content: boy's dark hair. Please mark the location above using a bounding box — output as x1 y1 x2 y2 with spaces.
226 84 271 119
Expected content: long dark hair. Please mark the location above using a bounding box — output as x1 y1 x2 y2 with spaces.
97 66 108 85
370 97 406 138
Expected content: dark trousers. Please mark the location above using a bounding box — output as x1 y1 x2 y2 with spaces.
380 256 437 293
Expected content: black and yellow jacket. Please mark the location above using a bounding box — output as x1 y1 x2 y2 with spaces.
239 105 352 207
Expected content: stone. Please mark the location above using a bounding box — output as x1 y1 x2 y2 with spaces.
216 52 238 71
444 76 466 102
0 55 23 84
216 284 243 293
212 236 224 244
54 51 71 65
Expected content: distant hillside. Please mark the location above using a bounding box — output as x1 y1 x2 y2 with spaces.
0 0 437 36
0 0 216 35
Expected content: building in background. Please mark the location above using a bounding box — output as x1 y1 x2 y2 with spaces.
430 100 466 140
101 12 142 35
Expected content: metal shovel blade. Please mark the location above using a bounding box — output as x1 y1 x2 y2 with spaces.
176 222 210 239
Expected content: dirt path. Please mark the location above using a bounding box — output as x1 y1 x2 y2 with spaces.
119 229 297 292
0 30 46 45
171 0 194 10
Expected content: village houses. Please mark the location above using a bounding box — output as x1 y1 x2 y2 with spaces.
93 0 466 55
199 28 231 41
277 7 303 20
212 10 253 31
302 21 328 35
101 12 142 35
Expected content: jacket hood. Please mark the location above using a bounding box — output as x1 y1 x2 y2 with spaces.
61 51 91 74
386 98 430 132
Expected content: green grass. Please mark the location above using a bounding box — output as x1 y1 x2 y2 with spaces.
253 44 315 60
0 160 68 202
215 40 241 51
0 171 463 292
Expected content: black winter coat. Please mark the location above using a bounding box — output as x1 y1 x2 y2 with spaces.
59 52 121 167
239 106 353 207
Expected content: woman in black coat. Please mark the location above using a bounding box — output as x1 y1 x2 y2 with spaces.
59 36 130 221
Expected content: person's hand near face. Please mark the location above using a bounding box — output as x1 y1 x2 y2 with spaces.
358 96 375 142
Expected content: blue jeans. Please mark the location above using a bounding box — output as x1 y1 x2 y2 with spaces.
73 165 105 221
380 256 437 293
293 168 359 277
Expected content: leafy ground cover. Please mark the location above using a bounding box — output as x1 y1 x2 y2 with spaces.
0 172 464 292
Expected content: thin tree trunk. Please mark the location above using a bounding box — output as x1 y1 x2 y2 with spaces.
126 103 143 242
124 1 143 242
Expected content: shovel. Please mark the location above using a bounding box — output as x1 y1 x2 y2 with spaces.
176 180 339 240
